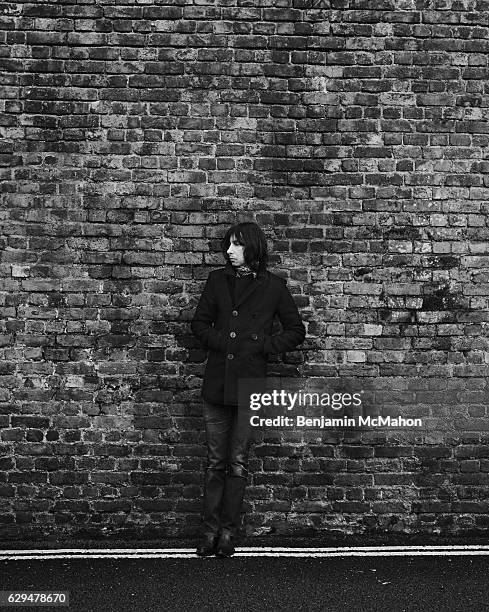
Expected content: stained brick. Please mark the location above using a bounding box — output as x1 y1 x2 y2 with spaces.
0 2 487 542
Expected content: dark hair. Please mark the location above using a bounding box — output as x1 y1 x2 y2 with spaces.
221 222 268 272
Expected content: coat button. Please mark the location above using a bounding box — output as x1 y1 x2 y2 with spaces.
227 353 234 360
251 333 258 340
232 310 238 317
230 332 236 338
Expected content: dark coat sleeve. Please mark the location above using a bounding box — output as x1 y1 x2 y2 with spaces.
263 279 306 355
190 274 224 353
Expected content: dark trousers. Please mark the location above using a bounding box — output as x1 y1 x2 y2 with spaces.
201 400 251 537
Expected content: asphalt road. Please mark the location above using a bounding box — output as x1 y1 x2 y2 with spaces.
0 555 488 612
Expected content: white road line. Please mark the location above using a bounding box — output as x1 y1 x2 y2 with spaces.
2 545 489 554
1 546 489 560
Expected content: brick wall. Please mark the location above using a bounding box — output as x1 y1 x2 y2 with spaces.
1 0 489 541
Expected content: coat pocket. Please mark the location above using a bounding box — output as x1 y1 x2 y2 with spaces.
240 331 265 355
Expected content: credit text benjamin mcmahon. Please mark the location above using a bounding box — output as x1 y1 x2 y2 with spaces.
250 415 423 427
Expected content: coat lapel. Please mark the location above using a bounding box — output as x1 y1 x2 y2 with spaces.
235 274 265 308
223 262 268 308
223 262 235 308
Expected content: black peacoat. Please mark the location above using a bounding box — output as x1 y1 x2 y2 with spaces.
191 262 306 406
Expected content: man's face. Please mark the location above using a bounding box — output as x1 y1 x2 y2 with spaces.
227 234 246 267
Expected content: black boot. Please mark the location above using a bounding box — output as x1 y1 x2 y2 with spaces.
216 530 235 558
196 532 219 557
217 474 247 557
199 467 226 543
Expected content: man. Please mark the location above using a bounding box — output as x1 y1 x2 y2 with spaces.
191 221 306 557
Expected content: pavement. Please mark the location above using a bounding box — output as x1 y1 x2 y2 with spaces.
0 539 488 611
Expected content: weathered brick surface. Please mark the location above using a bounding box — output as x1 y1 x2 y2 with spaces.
1 0 489 541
